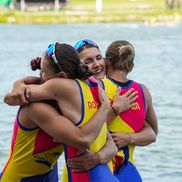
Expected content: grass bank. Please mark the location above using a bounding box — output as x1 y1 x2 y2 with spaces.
0 0 182 24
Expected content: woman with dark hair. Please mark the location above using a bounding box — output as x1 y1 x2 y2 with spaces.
3 42 119 182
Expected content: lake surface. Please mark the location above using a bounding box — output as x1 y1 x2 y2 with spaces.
0 22 182 181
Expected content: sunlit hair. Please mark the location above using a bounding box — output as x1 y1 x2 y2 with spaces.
105 40 135 73
45 42 93 80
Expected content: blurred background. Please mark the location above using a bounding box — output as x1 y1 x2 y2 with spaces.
0 0 182 23
0 0 182 182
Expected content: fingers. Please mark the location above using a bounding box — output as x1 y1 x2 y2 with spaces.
123 88 138 105
77 149 87 156
99 88 109 109
116 87 121 96
129 95 138 104
12 92 29 105
128 91 138 101
67 159 88 172
20 93 29 105
67 162 84 172
130 102 137 108
111 133 117 138
124 88 134 97
12 94 22 105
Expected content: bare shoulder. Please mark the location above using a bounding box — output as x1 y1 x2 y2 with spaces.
140 83 151 96
50 78 77 88
44 78 78 96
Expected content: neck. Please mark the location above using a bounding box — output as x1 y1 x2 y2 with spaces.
107 68 128 82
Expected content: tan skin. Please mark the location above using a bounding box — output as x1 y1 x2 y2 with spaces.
5 45 157 172
66 45 158 172
4 51 118 172
79 46 158 134
4 54 112 150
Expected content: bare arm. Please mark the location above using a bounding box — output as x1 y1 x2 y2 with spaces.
4 78 61 106
4 76 41 105
67 132 118 172
26 78 71 103
141 84 158 135
98 132 118 164
13 76 41 85
111 122 156 148
129 122 156 146
26 101 108 150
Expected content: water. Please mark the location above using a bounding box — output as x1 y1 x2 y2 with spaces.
0 22 182 181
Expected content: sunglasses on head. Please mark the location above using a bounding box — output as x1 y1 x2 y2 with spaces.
74 39 99 51
46 42 63 72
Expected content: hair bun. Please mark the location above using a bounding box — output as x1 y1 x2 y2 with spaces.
30 57 41 71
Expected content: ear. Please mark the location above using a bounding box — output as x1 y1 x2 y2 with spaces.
104 58 110 66
57 72 68 78
128 64 134 73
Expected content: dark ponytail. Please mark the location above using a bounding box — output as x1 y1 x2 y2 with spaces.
53 43 93 80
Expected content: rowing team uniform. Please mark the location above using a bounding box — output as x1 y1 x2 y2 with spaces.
1 77 118 182
1 77 145 182
62 78 119 182
100 78 146 182
0 108 63 182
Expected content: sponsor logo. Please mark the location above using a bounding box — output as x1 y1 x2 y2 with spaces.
131 103 140 110
88 101 99 109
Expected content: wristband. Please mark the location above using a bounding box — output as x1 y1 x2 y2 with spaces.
111 105 118 116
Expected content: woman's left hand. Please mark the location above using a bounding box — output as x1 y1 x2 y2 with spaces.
111 132 131 149
67 149 100 172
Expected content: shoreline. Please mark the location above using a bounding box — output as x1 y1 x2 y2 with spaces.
0 10 182 24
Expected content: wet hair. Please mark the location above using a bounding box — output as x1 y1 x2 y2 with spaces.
45 43 93 80
105 40 135 73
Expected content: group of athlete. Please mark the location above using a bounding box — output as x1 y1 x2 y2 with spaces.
0 39 158 182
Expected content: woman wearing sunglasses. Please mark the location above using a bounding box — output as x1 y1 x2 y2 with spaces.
2 42 119 182
69 39 158 182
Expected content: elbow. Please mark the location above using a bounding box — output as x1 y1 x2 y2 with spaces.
149 132 157 144
154 128 158 136
77 137 91 149
3 96 8 104
152 134 157 143
82 139 90 149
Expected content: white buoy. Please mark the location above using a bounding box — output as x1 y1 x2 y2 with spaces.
20 0 25 11
55 0 60 11
96 0 102 14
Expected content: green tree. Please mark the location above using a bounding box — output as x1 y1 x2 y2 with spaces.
165 0 181 9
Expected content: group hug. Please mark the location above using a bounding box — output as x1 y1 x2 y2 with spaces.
0 39 158 182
